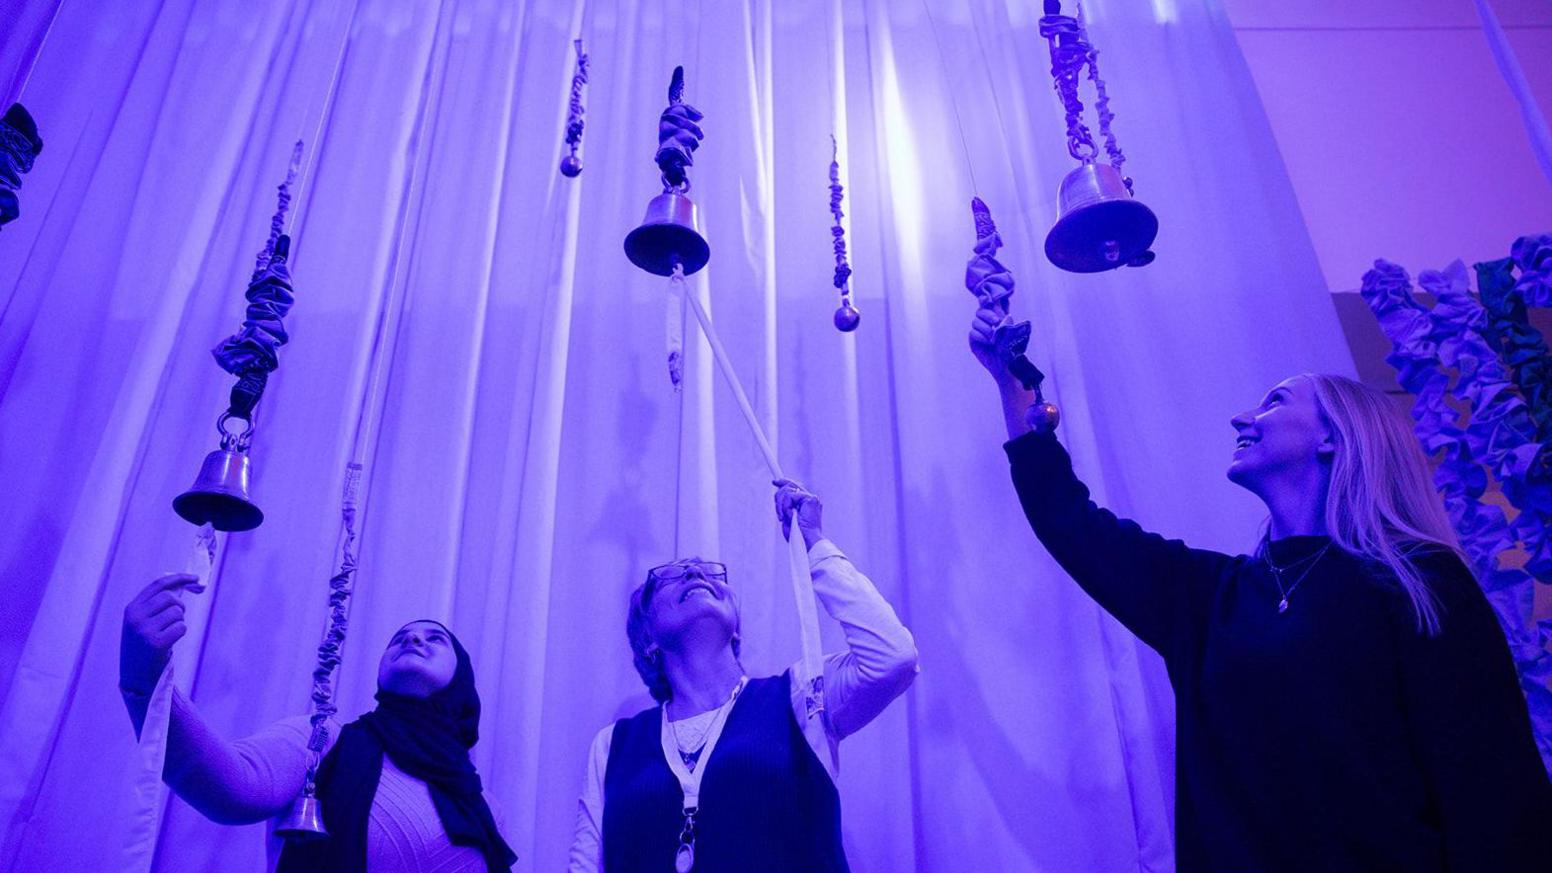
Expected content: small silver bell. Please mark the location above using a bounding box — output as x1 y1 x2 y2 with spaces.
559 154 583 177
833 301 861 332
1045 163 1158 274
625 191 710 276
173 448 263 532
275 792 327 841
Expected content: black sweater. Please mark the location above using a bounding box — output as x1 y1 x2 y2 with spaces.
1006 431 1552 872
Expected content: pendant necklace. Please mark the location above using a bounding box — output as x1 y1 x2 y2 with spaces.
1264 541 1332 614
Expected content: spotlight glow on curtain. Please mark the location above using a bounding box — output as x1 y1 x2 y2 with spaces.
0 1 1351 870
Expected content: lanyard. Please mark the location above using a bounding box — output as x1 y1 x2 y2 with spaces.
658 677 746 872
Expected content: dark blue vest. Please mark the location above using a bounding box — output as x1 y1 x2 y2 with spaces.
601 671 849 872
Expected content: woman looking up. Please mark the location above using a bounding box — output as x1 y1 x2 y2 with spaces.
119 590 515 872
968 300 1551 872
569 479 918 872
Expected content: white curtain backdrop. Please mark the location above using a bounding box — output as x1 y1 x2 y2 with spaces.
0 1 1354 870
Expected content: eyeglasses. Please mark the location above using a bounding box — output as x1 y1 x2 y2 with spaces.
647 561 728 584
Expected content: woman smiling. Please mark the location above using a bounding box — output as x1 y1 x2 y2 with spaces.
568 479 917 872
969 299 1552 872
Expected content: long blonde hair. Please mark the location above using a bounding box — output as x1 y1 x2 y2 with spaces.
1301 373 1465 635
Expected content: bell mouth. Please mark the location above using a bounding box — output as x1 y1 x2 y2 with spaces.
624 192 711 276
1044 198 1158 273
625 223 710 276
173 491 264 532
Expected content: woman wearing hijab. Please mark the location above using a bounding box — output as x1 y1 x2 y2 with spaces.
120 578 516 872
967 300 1552 871
568 479 918 872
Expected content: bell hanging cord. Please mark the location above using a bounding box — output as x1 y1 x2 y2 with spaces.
968 197 1060 434
1076 3 1126 181
172 147 302 533
624 66 826 719
1038 0 1158 273
560 38 589 177
828 136 859 332
280 9 447 832
681 289 827 719
275 462 363 842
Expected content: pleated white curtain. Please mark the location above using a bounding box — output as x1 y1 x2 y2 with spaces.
0 1 1354 870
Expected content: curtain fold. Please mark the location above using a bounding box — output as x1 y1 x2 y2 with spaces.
0 1 1351 869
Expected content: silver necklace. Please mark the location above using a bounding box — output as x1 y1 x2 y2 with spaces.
669 678 745 772
1264 541 1332 614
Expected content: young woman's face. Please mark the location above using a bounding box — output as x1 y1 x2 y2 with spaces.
1227 376 1334 490
644 558 738 650
377 621 458 698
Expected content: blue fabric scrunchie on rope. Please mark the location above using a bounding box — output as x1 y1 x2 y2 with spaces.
1360 251 1552 773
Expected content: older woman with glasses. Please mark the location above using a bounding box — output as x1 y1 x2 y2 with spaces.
568 479 918 873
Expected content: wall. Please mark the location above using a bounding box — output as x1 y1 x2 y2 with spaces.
1221 0 1552 626
1223 0 1552 301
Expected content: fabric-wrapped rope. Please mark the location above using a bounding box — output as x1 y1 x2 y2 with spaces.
0 103 44 229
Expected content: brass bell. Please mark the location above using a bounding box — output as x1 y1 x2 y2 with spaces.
275 792 327 841
173 448 263 532
624 192 710 276
1044 163 1158 273
559 154 583 177
1026 400 1061 434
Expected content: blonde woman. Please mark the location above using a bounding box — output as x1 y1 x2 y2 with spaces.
969 302 1551 871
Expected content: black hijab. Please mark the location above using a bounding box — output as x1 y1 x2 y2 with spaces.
277 621 516 872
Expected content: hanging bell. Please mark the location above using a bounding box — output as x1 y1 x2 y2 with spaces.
1044 163 1158 273
173 448 264 532
275 792 328 841
625 192 711 277
833 300 861 332
559 154 583 177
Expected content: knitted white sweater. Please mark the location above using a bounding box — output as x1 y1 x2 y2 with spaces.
162 690 496 872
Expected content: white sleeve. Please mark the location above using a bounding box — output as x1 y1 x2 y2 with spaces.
568 724 613 873
162 689 338 825
790 539 919 773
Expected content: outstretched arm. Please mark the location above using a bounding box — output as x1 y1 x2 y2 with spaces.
775 481 918 746
970 303 1234 653
161 692 318 824
120 573 323 825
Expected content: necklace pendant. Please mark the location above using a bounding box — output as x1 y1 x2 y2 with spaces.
675 843 694 873
1277 598 1289 614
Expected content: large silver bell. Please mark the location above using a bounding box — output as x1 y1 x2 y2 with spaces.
1044 163 1158 273
275 792 327 841
172 448 263 532
624 192 710 276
